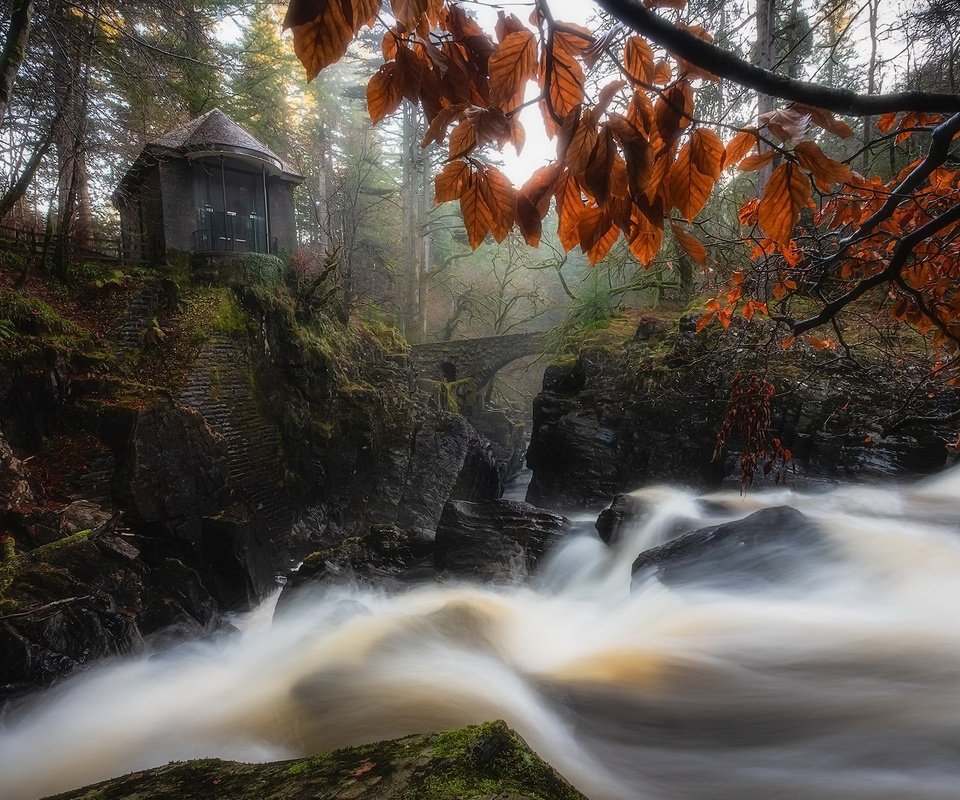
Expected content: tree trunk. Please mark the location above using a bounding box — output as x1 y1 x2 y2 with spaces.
755 0 776 188
400 103 422 342
0 0 34 121
0 108 61 221
862 0 879 173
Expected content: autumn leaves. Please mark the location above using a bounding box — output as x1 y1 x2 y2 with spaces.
285 0 859 308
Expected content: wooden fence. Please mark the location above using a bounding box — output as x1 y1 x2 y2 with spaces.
0 223 152 265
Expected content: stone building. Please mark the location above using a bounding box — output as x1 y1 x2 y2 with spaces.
112 109 302 263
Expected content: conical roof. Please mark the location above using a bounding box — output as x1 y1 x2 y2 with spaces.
114 109 302 202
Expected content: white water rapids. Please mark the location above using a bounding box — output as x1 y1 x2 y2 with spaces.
5 469 960 799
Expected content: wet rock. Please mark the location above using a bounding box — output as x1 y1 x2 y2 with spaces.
595 493 648 545
44 720 587 800
631 506 829 590
59 500 111 535
527 313 960 507
128 403 229 524
435 499 569 580
279 524 435 608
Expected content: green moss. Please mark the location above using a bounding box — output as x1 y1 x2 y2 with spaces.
46 721 586 800
0 529 92 611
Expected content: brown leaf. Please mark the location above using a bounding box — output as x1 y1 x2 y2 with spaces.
495 11 527 43
395 46 425 102
739 151 775 172
555 23 595 56
789 103 855 138
521 163 561 215
463 105 510 148
391 0 427 27
516 194 543 246
565 114 598 177
793 140 852 188
759 108 811 145
628 206 664 266
578 206 618 263
288 0 355 80
540 42 585 132
480 166 517 242
382 29 401 61
721 128 758 169
654 81 692 146
652 59 672 85
596 80 627 116
460 173 493 249
584 127 615 203
448 117 477 159
758 163 810 245
422 104 464 146
508 116 526 154
626 91 654 136
669 141 715 221
435 160 471 203
555 171 584 252
624 36 654 85
690 127 724 180
671 223 707 264
488 29 537 111
366 62 402 124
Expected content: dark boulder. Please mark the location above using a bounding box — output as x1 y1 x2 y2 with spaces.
435 499 569 580
0 431 33 514
631 506 830 590
278 524 435 610
595 493 648 545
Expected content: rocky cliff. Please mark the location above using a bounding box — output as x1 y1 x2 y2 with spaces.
527 311 960 507
0 264 524 698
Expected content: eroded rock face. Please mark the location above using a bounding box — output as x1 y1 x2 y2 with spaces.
435 499 569 581
129 404 229 524
527 313 960 508
43 720 587 800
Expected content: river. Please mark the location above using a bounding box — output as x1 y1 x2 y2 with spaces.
3 468 960 799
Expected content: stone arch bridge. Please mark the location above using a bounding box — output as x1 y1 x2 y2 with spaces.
411 330 550 388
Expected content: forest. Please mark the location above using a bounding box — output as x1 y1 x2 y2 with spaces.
2 0 960 799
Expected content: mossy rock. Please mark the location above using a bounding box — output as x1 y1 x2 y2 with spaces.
44 721 587 800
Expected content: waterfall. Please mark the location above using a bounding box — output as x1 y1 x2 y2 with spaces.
4 470 960 799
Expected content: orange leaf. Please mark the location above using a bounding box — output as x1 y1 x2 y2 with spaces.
516 194 544 246
696 311 716 332
690 127 724 180
366 63 402 124
671 223 707 265
758 163 810 245
435 160 470 203
759 108 811 145
654 81 692 145
624 36 654 85
721 128 758 169
422 104 464 147
669 141 715 221
793 140 852 188
479 166 517 242
554 22 595 56
391 0 426 27
555 171 584 252
459 173 493 249
628 207 664 266
739 151 775 172
805 334 836 351
287 0 356 81
789 103 854 138
488 29 537 111
448 118 477 159
564 114 598 177
781 334 796 349
652 59 672 85
382 29 400 61
583 127 615 203
540 41 585 132
578 206 619 264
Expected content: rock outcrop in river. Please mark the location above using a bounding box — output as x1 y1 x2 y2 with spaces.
44 720 586 800
527 311 960 507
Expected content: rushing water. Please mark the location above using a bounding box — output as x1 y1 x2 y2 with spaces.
5 469 960 799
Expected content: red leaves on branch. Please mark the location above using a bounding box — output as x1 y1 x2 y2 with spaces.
758 163 811 245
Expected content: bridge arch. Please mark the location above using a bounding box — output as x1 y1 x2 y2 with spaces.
410 331 550 390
